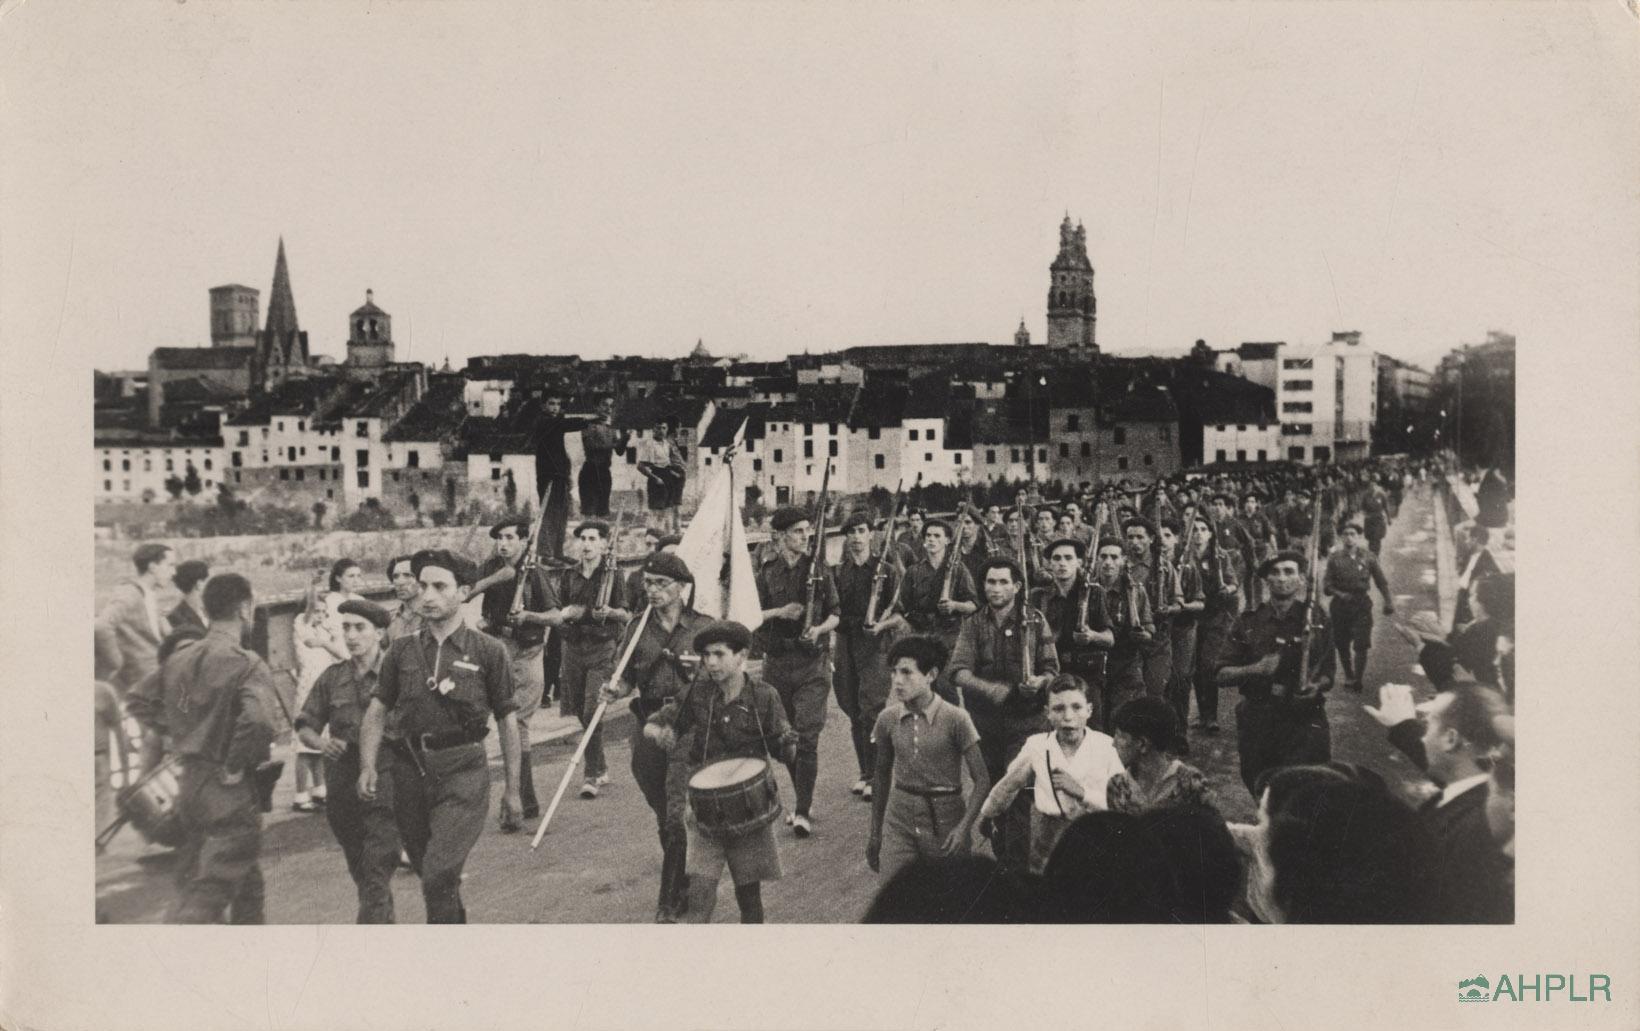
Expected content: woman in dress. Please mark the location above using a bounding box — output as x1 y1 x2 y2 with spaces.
291 559 364 811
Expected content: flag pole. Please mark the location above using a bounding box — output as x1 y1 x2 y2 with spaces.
531 604 654 849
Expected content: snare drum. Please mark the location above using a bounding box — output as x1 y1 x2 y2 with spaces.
687 757 780 839
116 756 186 848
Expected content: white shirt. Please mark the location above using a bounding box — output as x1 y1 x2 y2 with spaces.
983 728 1127 819
1437 772 1490 808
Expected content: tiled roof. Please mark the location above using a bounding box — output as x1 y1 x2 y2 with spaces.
151 346 257 371
384 377 466 442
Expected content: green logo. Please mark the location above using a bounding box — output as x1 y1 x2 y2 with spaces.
1459 976 1491 1003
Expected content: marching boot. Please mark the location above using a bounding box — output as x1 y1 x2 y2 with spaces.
665 836 690 918
655 848 680 923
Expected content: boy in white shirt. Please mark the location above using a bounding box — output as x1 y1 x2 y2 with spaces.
979 673 1126 873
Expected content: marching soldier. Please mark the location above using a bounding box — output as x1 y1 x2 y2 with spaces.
543 520 633 799
1215 549 1335 795
471 516 552 818
295 599 401 922
599 552 712 922
1029 537 1114 729
126 573 278 924
1322 517 1394 692
1091 536 1154 710
358 549 524 924
948 556 1058 873
831 512 897 800
755 505 840 838
1158 518 1207 733
877 519 978 705
1123 517 1183 701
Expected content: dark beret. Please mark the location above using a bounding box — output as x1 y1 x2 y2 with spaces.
1210 491 1236 505
412 548 477 586
1418 640 1458 684
642 552 694 584
490 516 530 539
1045 536 1086 558
337 599 392 629
1095 535 1124 554
693 619 752 654
841 512 872 533
574 519 611 539
770 506 810 532
1258 549 1308 577
1121 516 1156 538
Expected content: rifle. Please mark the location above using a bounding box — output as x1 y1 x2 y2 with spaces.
865 478 907 628
506 480 555 614
593 509 628 613
800 457 832 636
1293 492 1325 697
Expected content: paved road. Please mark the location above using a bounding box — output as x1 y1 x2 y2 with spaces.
96 489 1444 923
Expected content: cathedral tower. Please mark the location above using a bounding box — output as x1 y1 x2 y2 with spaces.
1046 215 1097 352
347 288 395 367
254 237 310 390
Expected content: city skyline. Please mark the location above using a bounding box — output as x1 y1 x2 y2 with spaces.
11 4 1635 376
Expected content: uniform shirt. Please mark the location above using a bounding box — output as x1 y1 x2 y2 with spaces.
544 562 630 645
580 420 623 463
754 549 839 656
1030 575 1111 670
1216 518 1258 579
126 622 277 771
1162 550 1207 623
895 555 977 637
981 728 1126 819
617 605 714 718
871 695 981 795
832 548 898 632
651 675 797 769
1221 598 1335 703
1324 548 1390 599
1189 548 1240 616
374 622 517 737
1129 556 1184 628
478 553 550 648
947 601 1060 714
894 529 926 569
1098 573 1155 650
1242 511 1278 559
532 413 591 479
387 601 424 642
296 652 383 745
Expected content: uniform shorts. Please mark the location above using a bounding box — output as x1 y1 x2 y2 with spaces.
685 811 782 887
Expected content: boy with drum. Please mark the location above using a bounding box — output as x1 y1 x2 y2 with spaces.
644 620 797 924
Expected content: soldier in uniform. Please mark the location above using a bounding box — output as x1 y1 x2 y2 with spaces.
358 550 523 924
1322 517 1394 692
644 620 798 924
543 520 633 799
1240 491 1279 605
831 512 898 800
877 519 978 705
385 553 424 642
894 508 927 569
1029 537 1114 730
754 505 840 837
295 599 402 922
1210 492 1258 610
1123 517 1182 701
1158 518 1207 732
1189 512 1241 735
1215 549 1335 796
948 557 1058 873
1091 536 1154 710
126 573 278 924
599 552 712 922
954 506 992 592
470 517 552 818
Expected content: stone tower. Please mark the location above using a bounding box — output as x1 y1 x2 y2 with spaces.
254 237 310 391
347 288 395 367
208 284 260 348
1014 318 1031 347
1046 215 1097 352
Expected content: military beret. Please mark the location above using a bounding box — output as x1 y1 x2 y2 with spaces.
1095 535 1125 554
1045 536 1086 558
841 511 872 533
642 552 694 584
412 548 477 586
1258 549 1308 577
490 516 530 539
770 506 809 532
1210 490 1236 505
574 519 611 539
693 619 752 654
337 598 392 629
1121 516 1156 538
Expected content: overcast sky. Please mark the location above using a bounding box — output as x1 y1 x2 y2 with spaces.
5 2 1636 375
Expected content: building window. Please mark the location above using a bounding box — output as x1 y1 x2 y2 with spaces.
803 441 814 459
926 453 934 463
296 469 306 481
1117 456 1129 470
1284 379 1313 391
121 459 130 471
1038 448 1047 463
753 459 763 472
986 449 997 465
704 457 712 466
874 454 885 470
1010 448 1020 464
868 427 880 440
279 468 290 480
288 447 297 461
165 459 174 472
829 422 837 435
953 453 962 465
491 468 501 480
356 421 369 437
102 459 111 471
1113 428 1126 445
1282 423 1313 436
299 447 306 456
357 471 370 488
261 451 269 463
332 447 341 461
1236 425 1246 432
626 450 637 464
1215 449 1227 463
356 450 370 467
103 479 111 492
408 450 419 468
1236 449 1247 462
234 471 242 483
1313 446 1331 462
391 471 400 482
1283 358 1313 370
928 428 937 441
143 459 152 472
804 424 813 436
773 449 783 463
909 429 919 441
828 441 838 457
1257 449 1267 461
237 431 249 446
327 489 334 499
1256 423 1267 432
1066 414 1080 432
319 469 327 481
1143 454 1153 466
277 420 284 432
1059 443 1070 458
298 420 305 431
1282 402 1313 414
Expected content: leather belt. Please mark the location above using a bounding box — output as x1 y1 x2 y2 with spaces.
895 784 961 798
405 728 488 752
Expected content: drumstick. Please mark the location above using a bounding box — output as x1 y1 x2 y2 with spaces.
531 605 655 849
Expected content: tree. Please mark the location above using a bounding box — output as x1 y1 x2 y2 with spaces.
183 462 202 496
503 469 518 512
312 501 327 530
163 475 185 501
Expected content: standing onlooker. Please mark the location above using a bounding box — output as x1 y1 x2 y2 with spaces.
1104 696 1211 813
636 423 674 532
531 394 591 563
577 397 625 518
292 559 365 811
95 542 176 697
167 560 211 633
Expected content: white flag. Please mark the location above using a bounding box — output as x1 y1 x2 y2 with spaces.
675 443 763 630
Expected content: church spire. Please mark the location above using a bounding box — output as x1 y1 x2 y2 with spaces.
265 237 300 337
